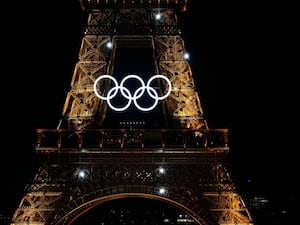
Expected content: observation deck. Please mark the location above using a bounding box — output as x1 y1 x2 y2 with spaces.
35 128 229 164
79 0 188 12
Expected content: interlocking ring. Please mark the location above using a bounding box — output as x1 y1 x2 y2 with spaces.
93 74 172 112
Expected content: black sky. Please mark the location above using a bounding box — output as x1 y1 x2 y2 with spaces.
1 0 296 219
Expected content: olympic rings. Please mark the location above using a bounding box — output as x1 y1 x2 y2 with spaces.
93 74 172 112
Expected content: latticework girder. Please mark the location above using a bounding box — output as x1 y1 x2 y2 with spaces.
11 192 62 225
11 151 253 225
11 2 254 225
154 35 205 129
60 8 206 130
60 35 113 129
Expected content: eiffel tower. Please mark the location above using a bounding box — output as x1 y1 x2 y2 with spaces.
11 1 254 224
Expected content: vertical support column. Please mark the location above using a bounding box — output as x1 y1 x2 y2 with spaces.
152 9 206 130
60 10 115 130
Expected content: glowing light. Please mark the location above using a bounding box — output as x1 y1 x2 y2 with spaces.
159 187 166 195
106 41 113 48
155 13 161 20
184 52 190 60
159 167 165 174
93 74 172 112
78 171 86 178
74 168 89 181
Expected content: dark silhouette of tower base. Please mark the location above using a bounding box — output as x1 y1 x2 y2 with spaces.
11 1 254 224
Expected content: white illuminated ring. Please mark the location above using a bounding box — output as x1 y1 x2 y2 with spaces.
134 86 158 111
107 86 132 111
93 74 172 112
147 75 172 100
93 75 118 100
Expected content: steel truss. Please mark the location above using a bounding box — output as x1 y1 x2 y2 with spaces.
11 1 254 225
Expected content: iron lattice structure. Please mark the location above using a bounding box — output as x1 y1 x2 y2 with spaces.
11 1 254 225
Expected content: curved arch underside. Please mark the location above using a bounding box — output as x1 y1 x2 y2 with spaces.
56 191 209 225
69 193 203 225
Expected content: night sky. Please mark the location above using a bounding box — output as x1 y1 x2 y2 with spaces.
1 0 296 222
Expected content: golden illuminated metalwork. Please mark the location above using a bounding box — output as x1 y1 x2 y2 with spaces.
11 1 254 225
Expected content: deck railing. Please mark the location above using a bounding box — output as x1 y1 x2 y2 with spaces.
35 128 229 152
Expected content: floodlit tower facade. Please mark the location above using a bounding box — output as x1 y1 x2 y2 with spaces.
11 1 254 225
